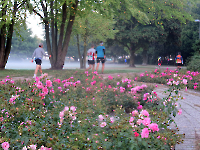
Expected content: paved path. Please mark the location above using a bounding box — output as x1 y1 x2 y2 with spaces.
153 84 200 150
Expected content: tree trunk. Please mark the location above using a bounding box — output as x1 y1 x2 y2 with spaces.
53 0 78 69
83 36 87 69
77 34 83 68
129 44 136 67
41 0 78 70
142 49 148 66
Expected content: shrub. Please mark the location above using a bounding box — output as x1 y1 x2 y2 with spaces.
187 53 200 72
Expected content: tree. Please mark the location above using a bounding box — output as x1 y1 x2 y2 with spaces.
73 10 117 69
0 0 31 69
10 25 41 59
31 0 124 69
107 0 197 67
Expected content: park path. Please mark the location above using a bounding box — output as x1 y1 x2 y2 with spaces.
101 74 200 150
8 73 200 150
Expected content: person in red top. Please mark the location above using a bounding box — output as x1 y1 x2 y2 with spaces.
175 52 183 70
158 57 162 69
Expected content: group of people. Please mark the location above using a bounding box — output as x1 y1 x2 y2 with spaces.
85 41 106 73
158 52 183 70
31 41 106 78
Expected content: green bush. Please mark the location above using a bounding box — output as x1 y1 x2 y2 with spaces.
187 53 200 72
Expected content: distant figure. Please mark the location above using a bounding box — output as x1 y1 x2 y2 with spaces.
96 41 106 74
158 57 162 69
31 43 51 78
86 44 96 72
175 52 183 70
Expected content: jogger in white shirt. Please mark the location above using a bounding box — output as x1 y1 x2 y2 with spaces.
86 44 96 72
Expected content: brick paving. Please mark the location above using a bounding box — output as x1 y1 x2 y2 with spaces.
154 84 200 150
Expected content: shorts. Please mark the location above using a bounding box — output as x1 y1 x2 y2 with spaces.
97 57 105 63
88 60 95 65
176 63 182 66
158 63 161 66
35 58 42 65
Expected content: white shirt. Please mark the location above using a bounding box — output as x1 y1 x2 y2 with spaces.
87 48 96 60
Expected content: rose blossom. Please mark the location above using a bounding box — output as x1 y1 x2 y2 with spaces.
70 106 76 112
182 79 187 85
148 123 159 132
98 115 104 121
29 145 37 150
59 111 65 118
178 109 182 115
142 118 151 126
64 106 69 111
100 122 107 127
134 132 139 137
137 105 143 110
1 142 9 150
46 80 52 87
131 110 138 116
141 128 150 138
140 110 149 117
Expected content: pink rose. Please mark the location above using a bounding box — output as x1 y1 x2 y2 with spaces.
59 111 65 118
42 87 48 94
108 85 112 88
141 128 150 138
137 105 143 110
70 106 76 112
110 117 115 123
131 110 138 116
148 123 159 132
182 79 187 85
142 118 151 126
108 75 113 80
137 119 142 125
1 142 9 150
64 106 69 111
129 117 134 123
140 110 149 117
76 80 81 84
178 109 182 115
100 122 107 127
98 115 104 121
29 144 37 150
46 80 52 87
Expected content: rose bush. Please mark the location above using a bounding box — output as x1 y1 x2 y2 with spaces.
135 68 200 91
0 70 184 149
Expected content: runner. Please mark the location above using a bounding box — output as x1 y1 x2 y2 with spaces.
158 57 162 69
31 43 51 78
86 44 96 72
175 52 183 70
96 41 106 74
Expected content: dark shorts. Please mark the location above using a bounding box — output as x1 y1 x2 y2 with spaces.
97 57 105 63
88 60 95 65
35 58 42 65
176 63 182 66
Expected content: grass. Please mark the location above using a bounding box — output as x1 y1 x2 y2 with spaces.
0 64 183 80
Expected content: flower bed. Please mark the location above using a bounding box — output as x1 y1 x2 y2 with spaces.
0 71 184 150
135 68 200 91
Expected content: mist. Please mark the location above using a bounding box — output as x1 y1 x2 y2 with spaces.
5 58 131 70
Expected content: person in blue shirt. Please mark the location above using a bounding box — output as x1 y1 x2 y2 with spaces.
96 41 106 74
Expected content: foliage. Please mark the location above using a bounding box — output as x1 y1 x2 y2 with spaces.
187 53 200 72
0 70 184 149
10 25 41 59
